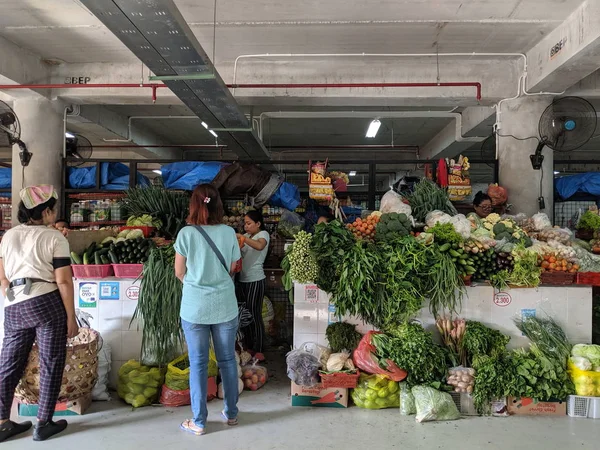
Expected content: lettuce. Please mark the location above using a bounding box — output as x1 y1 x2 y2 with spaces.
572 344 600 370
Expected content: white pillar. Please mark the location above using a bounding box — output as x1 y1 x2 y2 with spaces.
11 98 64 224
497 96 554 220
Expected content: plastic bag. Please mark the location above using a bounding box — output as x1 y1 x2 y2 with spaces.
166 355 190 391
568 359 600 397
277 210 306 238
351 374 400 409
218 379 244 399
412 386 461 423
488 184 507 206
160 385 191 407
117 360 165 408
494 238 515 254
299 342 331 368
286 348 321 387
352 331 408 382
326 352 350 372
380 190 412 216
399 382 416 416
450 214 471 239
92 341 111 401
241 361 268 391
447 367 475 394
532 213 552 231
425 210 452 228
570 356 593 372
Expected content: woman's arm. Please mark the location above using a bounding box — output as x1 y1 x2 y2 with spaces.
55 266 79 338
175 252 187 282
0 259 9 298
243 237 267 251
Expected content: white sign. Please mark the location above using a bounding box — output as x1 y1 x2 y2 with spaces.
126 286 140 301
78 282 97 308
494 291 512 307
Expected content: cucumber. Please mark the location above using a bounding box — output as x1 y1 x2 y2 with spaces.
70 251 83 265
100 255 110 265
108 251 119 265
458 259 467 266
94 252 102 265
83 252 90 265
449 249 461 258
85 242 96 259
438 243 451 252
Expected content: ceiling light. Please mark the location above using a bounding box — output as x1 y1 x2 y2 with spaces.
365 119 381 138
153 169 162 175
554 171 560 175
65 132 75 138
201 122 209 129
349 171 357 177
209 130 218 138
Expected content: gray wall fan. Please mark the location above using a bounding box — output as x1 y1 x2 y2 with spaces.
65 134 94 166
0 99 31 165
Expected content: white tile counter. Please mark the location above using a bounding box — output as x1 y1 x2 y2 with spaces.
293 283 593 349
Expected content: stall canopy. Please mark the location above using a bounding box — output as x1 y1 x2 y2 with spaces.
161 162 229 190
555 173 600 200
0 168 10 190
68 162 149 190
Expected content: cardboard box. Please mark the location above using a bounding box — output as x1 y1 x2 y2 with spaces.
291 382 348 408
507 397 566 416
14 394 92 417
67 229 117 255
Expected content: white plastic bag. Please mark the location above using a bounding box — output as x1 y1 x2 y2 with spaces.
299 342 331 368
326 351 350 372
380 190 412 216
413 386 460 423
532 213 552 231
450 214 472 239
425 210 452 228
92 341 111 401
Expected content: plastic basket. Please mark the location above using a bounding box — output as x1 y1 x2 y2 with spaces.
319 371 360 389
112 264 143 279
450 392 479 416
576 272 600 286
71 264 113 279
540 272 575 286
120 226 155 238
567 395 600 419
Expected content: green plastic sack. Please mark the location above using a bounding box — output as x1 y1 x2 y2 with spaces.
412 386 460 423
399 382 416 416
117 360 165 408
351 374 400 409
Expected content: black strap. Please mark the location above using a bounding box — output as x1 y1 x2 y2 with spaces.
192 226 229 273
9 278 53 289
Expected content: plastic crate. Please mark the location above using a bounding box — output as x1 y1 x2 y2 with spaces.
112 264 143 279
450 392 479 416
319 371 360 389
540 272 575 286
71 264 113 279
567 395 600 419
576 272 600 286
120 226 155 238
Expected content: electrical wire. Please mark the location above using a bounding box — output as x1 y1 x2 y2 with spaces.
496 132 540 143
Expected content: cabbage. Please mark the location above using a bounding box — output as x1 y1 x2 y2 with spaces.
570 356 592 371
572 344 600 368
412 386 460 423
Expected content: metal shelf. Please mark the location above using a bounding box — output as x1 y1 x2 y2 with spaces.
70 221 126 228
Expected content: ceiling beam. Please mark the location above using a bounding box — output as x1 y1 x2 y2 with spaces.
0 35 50 99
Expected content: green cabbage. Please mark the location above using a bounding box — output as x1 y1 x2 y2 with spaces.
572 344 600 370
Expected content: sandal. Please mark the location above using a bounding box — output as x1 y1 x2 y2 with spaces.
221 411 238 426
180 419 206 436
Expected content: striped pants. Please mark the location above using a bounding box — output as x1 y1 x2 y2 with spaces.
0 291 67 422
240 280 265 353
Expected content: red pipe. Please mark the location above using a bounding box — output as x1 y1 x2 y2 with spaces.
84 144 226 148
0 81 482 101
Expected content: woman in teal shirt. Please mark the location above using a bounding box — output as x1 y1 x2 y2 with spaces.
174 184 241 436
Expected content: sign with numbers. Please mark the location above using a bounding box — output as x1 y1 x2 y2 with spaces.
126 286 140 301
78 282 97 308
304 285 319 303
99 282 120 300
493 291 512 307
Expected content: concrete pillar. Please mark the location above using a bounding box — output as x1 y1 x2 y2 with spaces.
11 98 64 224
498 96 554 220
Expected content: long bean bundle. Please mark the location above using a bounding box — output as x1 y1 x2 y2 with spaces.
402 179 457 223
132 245 184 366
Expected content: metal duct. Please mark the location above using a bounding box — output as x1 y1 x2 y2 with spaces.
79 0 270 162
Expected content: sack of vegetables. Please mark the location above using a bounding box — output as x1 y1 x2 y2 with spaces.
352 374 400 409
353 331 407 382
117 360 165 408
165 352 218 391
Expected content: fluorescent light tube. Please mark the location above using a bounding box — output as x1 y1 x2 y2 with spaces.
349 171 357 177
201 122 209 129
209 130 218 138
65 132 75 138
153 170 162 175
366 119 381 138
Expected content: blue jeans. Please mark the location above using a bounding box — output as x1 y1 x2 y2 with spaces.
182 316 239 428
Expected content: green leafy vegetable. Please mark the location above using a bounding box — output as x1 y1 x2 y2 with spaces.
577 210 600 231
403 179 457 223
429 223 463 245
287 231 318 284
311 220 355 293
325 322 362 353
462 321 510 366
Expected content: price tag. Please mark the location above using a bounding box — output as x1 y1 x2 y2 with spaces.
493 291 512 307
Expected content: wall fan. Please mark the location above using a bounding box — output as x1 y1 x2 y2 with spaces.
0 99 31 166
66 134 93 166
530 96 597 170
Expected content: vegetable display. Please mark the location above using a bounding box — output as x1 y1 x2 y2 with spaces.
117 360 163 408
347 213 380 242
577 211 600 231
351 374 400 410
403 179 457 223
375 212 411 242
325 322 362 353
311 220 355 294
287 231 318 284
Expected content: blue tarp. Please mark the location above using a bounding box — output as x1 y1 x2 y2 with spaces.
161 161 229 190
269 181 301 211
0 168 11 189
555 173 600 200
67 162 149 190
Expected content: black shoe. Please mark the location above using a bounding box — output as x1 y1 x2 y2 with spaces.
33 420 67 441
0 420 32 442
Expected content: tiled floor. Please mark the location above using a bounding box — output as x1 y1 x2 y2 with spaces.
3 351 600 450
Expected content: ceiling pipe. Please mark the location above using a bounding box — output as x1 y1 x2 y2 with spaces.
0 83 167 102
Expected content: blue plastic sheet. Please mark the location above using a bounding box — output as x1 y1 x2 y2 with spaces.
555 173 600 200
269 182 301 211
67 163 149 190
161 161 229 190
0 168 11 189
